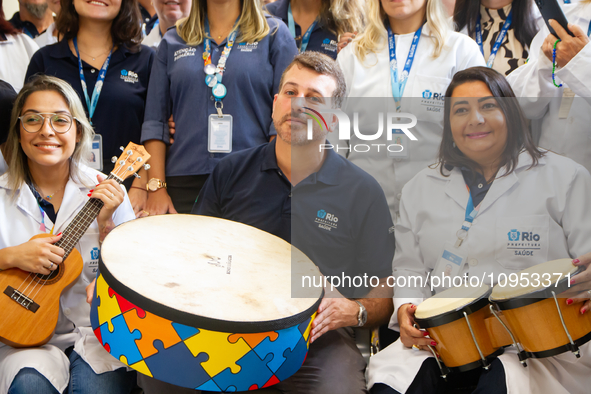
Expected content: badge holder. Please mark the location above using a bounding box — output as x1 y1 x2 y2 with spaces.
208 100 233 153
88 134 103 171
431 241 467 288
388 129 409 158
558 87 575 119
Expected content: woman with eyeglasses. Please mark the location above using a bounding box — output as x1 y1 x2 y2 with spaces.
0 75 136 394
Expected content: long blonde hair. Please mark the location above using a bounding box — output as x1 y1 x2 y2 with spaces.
320 0 365 37
5 75 94 195
354 0 450 65
177 0 270 46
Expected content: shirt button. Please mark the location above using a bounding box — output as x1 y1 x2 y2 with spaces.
214 48 219 52
396 193 402 200
469 258 478 267
63 308 71 316
210 96 214 101
91 69 96 73
478 183 483 189
209 153 214 158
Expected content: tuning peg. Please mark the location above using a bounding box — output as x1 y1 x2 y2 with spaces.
143 164 151 170
120 146 124 151
119 160 125 165
127 150 133 155
136 157 143 162
111 156 117 163
127 166 134 171
133 173 141 179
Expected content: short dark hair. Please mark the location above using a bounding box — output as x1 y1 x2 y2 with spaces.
278 51 347 108
438 66 543 179
56 0 142 52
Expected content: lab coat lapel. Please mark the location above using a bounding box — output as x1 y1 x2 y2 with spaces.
477 171 518 215
15 185 45 227
444 168 470 209
53 179 87 233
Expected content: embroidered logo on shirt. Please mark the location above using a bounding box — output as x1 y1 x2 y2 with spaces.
120 69 139 84
238 42 258 52
174 47 196 61
420 89 445 112
315 209 338 231
321 38 338 53
506 229 541 256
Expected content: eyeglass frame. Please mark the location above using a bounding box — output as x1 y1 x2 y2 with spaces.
18 112 79 134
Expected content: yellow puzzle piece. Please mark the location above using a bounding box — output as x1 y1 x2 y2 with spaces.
184 329 251 377
96 274 122 332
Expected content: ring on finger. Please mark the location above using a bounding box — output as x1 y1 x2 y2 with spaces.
412 344 420 351
141 210 149 216
110 192 115 198
587 290 591 298
49 262 54 269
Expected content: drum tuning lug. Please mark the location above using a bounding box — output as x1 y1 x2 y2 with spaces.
120 146 124 151
111 156 117 163
143 164 151 170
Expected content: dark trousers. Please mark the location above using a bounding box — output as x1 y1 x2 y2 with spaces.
166 175 209 214
371 358 507 394
138 327 368 394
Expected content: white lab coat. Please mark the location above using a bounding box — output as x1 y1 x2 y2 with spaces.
367 151 591 394
507 2 591 175
336 25 486 219
0 165 135 394
0 33 39 92
34 23 59 49
142 25 162 49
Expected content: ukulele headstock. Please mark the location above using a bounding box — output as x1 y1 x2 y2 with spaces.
109 143 151 183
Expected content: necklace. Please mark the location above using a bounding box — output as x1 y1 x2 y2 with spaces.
35 183 66 201
77 45 111 61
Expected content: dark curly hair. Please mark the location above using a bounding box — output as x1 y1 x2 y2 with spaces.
56 0 142 52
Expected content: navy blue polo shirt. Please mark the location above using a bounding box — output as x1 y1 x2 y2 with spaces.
265 0 339 59
9 12 42 38
141 16 298 177
26 41 154 174
139 5 158 36
193 139 395 298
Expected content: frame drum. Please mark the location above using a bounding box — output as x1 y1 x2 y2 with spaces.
490 259 591 359
90 215 323 392
415 285 503 373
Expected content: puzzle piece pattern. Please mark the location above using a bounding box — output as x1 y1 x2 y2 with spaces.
90 273 318 392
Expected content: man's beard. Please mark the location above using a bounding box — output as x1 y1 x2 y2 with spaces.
274 112 324 146
24 2 49 19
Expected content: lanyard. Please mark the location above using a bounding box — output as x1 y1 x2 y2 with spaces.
287 3 318 53
454 189 482 248
475 10 512 68
387 25 422 112
203 17 239 113
74 37 113 124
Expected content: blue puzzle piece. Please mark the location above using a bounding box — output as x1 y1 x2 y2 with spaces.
298 316 312 335
171 322 199 341
99 315 142 365
213 351 274 392
275 336 308 381
144 340 210 389
196 379 221 391
253 325 302 373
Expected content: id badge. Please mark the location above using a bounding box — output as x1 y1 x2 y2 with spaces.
387 129 409 158
431 241 466 288
558 88 575 119
88 134 103 171
208 114 233 153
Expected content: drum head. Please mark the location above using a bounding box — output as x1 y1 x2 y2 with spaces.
415 285 491 327
490 258 579 302
99 215 323 331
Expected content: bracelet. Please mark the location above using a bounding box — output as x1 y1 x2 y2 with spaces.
130 186 147 192
552 39 563 88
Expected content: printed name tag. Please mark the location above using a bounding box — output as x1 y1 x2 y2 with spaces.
88 134 103 171
558 88 575 119
387 129 409 158
208 114 233 153
431 241 466 288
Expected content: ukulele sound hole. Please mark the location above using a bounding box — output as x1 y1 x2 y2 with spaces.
34 263 64 285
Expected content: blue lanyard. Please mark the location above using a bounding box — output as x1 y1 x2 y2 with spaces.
455 190 481 247
74 37 113 124
387 25 422 111
564 0 570 3
475 10 512 68
287 3 318 53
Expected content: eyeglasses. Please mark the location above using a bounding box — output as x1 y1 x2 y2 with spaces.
18 113 77 134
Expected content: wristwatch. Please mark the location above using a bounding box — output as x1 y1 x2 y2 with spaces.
146 178 167 192
354 300 367 327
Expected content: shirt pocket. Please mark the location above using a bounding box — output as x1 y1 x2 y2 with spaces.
409 75 450 124
494 215 550 270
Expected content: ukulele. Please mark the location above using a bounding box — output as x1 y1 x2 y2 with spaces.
0 142 150 348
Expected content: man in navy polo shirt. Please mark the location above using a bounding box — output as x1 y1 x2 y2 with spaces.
193 52 394 393
9 0 53 38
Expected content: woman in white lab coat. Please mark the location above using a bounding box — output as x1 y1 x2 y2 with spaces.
507 0 591 174
336 0 486 220
0 76 136 394
367 67 591 394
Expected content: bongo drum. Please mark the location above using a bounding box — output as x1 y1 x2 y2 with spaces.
490 258 591 360
90 215 323 392
415 285 503 376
